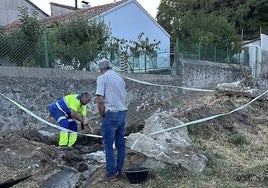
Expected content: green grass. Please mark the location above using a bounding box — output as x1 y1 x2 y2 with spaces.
227 134 249 145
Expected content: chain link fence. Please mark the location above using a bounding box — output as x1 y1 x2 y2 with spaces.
0 36 48 68
0 32 171 73
174 39 249 65
1 32 251 75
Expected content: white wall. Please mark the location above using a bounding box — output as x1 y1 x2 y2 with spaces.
242 33 268 78
246 45 262 78
261 34 268 50
101 1 170 51
98 1 170 71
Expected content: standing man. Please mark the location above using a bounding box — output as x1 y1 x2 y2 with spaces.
49 92 91 149
96 59 127 181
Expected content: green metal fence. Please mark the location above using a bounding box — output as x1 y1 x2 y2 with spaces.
0 33 249 74
0 32 171 73
174 38 249 65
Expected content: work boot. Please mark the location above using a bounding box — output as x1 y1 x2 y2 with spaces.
97 174 117 182
116 172 123 178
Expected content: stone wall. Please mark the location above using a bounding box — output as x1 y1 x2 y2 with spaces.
0 66 183 102
0 63 249 133
179 59 251 89
0 66 182 133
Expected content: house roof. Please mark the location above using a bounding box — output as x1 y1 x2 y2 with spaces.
242 37 261 46
4 0 127 31
43 0 128 27
4 0 169 38
49 2 78 11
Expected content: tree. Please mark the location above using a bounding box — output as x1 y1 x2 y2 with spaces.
156 0 179 36
7 7 45 67
157 0 242 53
234 0 268 39
173 11 241 51
48 14 110 70
16 7 43 41
105 33 160 72
0 26 9 59
129 32 160 58
157 0 268 40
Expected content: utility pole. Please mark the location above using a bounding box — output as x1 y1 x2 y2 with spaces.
75 0 78 9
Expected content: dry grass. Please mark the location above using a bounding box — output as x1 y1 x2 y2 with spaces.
143 96 268 188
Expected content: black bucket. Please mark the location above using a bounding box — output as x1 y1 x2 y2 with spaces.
124 167 149 184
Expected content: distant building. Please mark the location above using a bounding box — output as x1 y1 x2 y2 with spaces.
0 0 48 26
242 33 268 78
3 0 170 72
50 2 77 17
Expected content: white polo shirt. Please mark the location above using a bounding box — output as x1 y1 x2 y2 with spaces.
96 70 127 112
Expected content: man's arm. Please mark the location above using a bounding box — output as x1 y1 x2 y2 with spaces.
70 110 84 122
97 95 105 119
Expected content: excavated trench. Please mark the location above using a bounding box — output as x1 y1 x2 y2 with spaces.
0 120 147 188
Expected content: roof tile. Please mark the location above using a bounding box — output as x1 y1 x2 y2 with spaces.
4 0 128 31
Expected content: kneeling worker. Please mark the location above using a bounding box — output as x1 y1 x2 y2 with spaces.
49 92 91 148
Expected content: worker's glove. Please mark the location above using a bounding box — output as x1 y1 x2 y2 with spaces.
82 118 88 125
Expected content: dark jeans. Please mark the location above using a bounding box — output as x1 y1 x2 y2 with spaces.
101 111 126 176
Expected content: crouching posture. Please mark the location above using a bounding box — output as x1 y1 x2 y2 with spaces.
49 92 91 148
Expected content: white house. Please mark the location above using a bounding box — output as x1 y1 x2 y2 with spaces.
242 33 268 78
95 0 170 72
48 0 170 72
3 0 170 72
